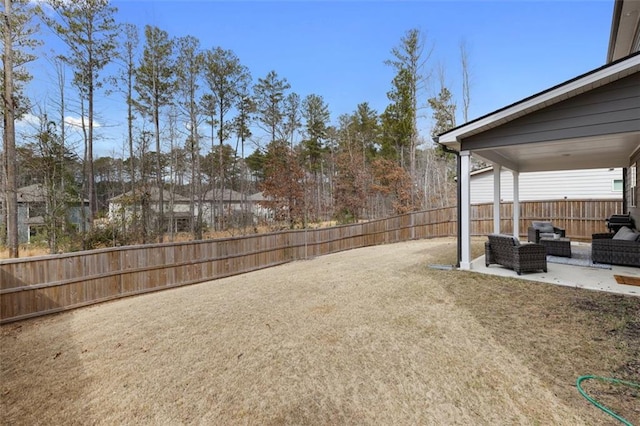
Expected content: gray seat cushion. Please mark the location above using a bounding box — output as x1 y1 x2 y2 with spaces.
532 221 555 233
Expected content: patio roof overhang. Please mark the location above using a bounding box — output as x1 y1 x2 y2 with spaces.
438 52 640 173
437 51 640 271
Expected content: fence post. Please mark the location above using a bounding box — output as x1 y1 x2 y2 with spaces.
411 212 415 240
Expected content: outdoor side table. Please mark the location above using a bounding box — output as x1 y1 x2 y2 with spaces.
539 237 572 257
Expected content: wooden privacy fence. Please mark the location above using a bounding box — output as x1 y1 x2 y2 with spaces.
0 199 621 323
472 199 623 240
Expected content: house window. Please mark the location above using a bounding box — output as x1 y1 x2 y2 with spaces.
613 179 623 192
628 164 637 207
29 202 46 218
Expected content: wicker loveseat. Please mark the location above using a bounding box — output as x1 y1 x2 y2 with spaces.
591 226 640 267
485 234 547 275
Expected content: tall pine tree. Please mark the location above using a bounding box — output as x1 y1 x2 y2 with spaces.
43 0 119 223
254 70 290 144
3 0 40 256
385 28 432 206
203 47 250 230
176 35 204 238
134 25 176 242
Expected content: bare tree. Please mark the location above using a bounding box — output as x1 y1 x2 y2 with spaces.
176 35 204 239
110 23 140 230
2 0 40 257
460 39 471 123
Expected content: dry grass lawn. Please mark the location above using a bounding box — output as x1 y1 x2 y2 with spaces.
1 238 638 425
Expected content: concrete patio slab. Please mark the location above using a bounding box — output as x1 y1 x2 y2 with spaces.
471 242 640 297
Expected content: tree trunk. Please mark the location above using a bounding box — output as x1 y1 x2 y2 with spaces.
155 107 164 243
88 51 96 223
56 61 67 235
128 61 136 233
3 0 18 257
218 105 224 231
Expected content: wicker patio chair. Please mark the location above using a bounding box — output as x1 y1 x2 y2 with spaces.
485 234 547 275
527 221 566 243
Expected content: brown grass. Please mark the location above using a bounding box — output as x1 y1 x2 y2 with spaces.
1 238 638 425
0 245 51 260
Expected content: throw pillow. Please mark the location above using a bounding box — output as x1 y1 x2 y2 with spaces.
613 226 639 241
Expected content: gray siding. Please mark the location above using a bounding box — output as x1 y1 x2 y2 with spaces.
461 72 640 150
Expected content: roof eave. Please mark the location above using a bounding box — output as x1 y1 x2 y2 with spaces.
438 51 640 150
607 0 624 63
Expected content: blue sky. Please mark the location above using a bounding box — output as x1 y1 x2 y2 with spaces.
23 0 614 157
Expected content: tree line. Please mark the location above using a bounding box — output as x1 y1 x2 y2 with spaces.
2 0 468 257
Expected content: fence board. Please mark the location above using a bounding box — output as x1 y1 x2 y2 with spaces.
0 199 621 323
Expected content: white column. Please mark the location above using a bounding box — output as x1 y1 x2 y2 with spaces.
493 164 501 234
460 150 471 270
512 170 520 240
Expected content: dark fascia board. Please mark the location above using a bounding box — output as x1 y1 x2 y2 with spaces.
437 50 640 144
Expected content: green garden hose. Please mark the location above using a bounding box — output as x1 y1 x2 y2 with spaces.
576 375 640 426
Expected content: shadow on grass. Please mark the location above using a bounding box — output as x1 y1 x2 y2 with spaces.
1 291 90 424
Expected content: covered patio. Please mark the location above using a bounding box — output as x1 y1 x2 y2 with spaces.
439 51 639 268
437 0 640 293
438 50 640 291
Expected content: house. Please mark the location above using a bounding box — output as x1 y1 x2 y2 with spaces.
108 187 194 233
201 188 244 228
201 189 274 227
13 183 90 243
470 167 623 204
108 187 273 232
437 0 640 270
248 192 274 222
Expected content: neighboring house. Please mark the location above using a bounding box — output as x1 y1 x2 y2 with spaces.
247 192 273 222
201 189 274 227
108 187 193 232
470 167 623 204
438 0 640 269
201 188 244 228
10 184 90 244
108 187 273 231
